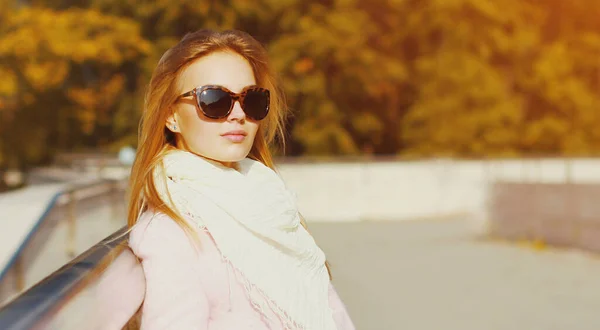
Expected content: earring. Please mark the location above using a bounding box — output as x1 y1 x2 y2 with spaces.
172 125 177 130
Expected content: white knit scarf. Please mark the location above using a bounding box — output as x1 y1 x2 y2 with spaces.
152 149 337 330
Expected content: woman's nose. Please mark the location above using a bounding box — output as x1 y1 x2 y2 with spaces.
228 101 246 122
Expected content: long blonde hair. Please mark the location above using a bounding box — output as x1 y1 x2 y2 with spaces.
126 30 330 278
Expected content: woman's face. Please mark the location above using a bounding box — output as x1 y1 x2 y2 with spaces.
168 51 260 167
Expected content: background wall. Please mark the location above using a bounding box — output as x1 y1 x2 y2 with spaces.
278 158 600 223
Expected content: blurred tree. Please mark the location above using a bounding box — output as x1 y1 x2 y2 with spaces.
0 5 150 167
398 0 539 157
517 0 600 156
398 0 600 157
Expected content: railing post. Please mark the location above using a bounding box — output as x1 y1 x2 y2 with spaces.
67 191 77 258
14 256 24 292
111 181 120 222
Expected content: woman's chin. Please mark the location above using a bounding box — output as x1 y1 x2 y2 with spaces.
206 148 252 164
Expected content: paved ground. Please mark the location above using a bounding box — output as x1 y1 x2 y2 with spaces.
310 219 600 330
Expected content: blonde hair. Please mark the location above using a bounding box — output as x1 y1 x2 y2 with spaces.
126 29 330 277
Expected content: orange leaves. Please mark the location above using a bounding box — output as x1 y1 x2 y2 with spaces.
0 68 17 96
23 61 69 92
293 58 314 74
0 7 150 65
67 75 126 134
67 75 125 110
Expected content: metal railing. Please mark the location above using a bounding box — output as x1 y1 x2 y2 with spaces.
0 227 130 329
0 178 128 306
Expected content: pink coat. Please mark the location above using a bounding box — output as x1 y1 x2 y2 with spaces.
95 211 355 330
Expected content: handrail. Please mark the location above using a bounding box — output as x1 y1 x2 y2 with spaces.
0 227 129 329
0 179 127 287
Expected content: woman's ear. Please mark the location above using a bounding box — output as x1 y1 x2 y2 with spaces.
165 112 179 133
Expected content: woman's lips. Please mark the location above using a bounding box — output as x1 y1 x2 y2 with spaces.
221 130 247 143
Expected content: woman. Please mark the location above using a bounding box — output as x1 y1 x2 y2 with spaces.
124 29 354 330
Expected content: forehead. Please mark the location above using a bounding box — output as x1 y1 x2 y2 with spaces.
178 51 256 94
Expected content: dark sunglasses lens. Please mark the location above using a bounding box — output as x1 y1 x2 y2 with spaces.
198 89 232 118
243 89 269 120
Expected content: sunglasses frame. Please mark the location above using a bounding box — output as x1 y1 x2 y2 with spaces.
178 85 270 121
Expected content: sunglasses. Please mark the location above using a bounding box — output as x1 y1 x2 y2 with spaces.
178 85 270 121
